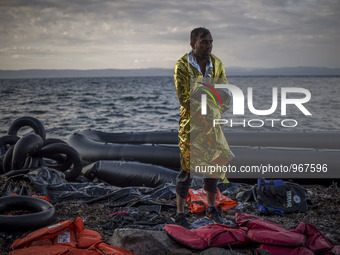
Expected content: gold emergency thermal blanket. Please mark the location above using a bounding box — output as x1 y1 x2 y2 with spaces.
174 53 233 183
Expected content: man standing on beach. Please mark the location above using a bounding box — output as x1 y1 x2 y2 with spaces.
174 27 232 229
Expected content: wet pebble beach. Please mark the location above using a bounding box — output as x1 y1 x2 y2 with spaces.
1 177 339 254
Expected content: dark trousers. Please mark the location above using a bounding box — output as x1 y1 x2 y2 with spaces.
176 169 218 199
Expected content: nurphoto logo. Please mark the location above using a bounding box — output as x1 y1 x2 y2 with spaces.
200 83 312 128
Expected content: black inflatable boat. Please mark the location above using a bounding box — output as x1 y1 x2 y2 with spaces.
68 130 340 185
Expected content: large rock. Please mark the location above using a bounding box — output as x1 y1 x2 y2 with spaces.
109 228 190 255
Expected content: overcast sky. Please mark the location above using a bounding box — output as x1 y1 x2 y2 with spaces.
1 0 340 70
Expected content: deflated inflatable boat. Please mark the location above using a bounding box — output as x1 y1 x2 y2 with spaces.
68 130 340 185
71 129 340 149
83 160 178 188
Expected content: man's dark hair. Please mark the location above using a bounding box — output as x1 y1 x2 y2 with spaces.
190 27 211 44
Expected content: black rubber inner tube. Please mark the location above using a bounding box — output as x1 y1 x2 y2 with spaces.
0 196 55 232
7 116 46 140
0 135 20 151
43 138 67 146
42 153 72 171
42 139 72 171
0 135 20 174
2 145 14 173
40 143 82 181
12 134 44 170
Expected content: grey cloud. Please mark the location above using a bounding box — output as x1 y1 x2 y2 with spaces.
0 0 339 69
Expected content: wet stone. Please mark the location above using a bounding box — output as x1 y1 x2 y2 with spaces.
109 228 187 255
199 247 247 255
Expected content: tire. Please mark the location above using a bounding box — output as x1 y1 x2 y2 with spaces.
8 116 46 140
40 143 82 181
0 196 55 232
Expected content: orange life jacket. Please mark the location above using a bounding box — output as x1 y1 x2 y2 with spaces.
187 188 238 213
10 217 136 255
11 193 50 202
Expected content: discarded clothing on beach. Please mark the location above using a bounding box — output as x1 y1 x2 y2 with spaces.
255 220 340 254
191 217 236 229
164 221 250 249
187 187 238 214
1 162 250 215
9 216 136 255
235 179 309 215
1 166 116 203
165 213 339 254
1 166 179 206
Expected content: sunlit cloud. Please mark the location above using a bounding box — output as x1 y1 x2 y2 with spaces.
0 0 339 70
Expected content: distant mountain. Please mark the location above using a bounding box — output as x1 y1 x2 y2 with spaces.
0 68 173 79
1 66 340 79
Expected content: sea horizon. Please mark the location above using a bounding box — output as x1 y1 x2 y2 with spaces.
1 66 340 79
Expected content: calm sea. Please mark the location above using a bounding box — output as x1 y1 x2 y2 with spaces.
1 76 339 140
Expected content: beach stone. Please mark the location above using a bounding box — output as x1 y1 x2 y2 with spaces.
168 248 193 255
199 247 244 255
109 228 188 255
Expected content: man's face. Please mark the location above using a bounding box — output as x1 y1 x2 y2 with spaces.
191 33 213 60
